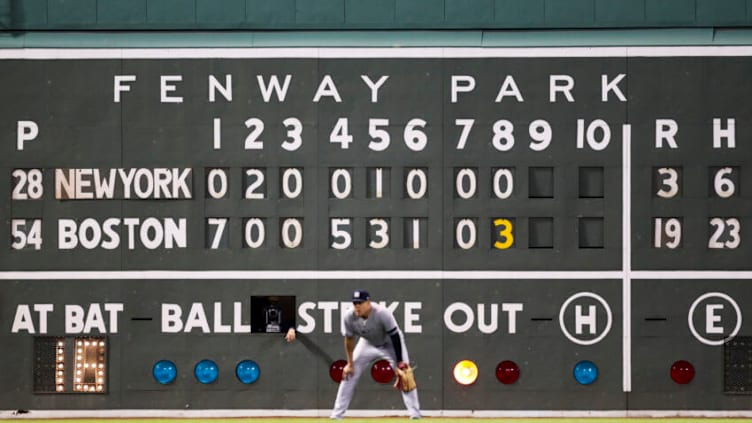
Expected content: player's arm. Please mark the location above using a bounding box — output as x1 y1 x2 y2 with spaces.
343 335 356 377
344 335 356 363
387 327 404 364
383 311 405 365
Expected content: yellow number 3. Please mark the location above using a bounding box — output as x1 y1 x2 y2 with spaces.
493 218 514 249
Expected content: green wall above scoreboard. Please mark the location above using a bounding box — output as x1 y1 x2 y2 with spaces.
2 0 752 31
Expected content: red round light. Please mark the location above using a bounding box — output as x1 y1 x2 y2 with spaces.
495 360 520 384
329 360 347 383
670 360 695 384
371 359 395 384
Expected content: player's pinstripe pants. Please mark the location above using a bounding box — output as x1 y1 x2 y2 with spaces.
331 331 421 419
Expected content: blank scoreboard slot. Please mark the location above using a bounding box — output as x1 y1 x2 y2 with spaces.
578 167 604 198
578 217 604 249
528 167 554 198
528 217 554 248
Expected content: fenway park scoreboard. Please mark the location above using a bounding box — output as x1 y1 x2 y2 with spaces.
0 47 751 415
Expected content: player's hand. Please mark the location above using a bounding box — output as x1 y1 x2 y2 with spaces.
394 362 416 392
285 328 296 343
342 362 354 379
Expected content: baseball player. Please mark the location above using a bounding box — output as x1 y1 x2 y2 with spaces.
331 290 421 419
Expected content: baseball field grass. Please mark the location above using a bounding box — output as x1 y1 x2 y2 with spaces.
8 419 752 422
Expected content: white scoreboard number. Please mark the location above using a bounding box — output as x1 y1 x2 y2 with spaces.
653 166 741 250
11 219 42 250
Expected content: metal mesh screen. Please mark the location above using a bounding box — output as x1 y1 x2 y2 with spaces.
725 336 752 394
33 337 61 393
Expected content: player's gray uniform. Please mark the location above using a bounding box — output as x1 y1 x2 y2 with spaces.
331 302 421 419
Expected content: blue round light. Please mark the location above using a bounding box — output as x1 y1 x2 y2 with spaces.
573 360 598 385
236 360 261 384
152 360 177 385
194 359 219 384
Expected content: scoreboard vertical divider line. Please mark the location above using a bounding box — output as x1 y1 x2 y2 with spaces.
622 123 632 393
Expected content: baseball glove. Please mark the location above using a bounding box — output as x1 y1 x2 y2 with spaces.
394 362 417 392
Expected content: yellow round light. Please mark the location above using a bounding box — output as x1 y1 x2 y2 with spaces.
453 360 479 386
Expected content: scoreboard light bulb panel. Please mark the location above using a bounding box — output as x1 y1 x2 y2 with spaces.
235 360 260 385
670 360 695 385
573 360 599 386
371 359 395 384
194 359 219 384
453 360 479 386
34 336 107 394
496 360 521 385
329 360 348 384
152 360 178 385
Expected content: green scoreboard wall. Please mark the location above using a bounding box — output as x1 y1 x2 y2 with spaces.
1 47 751 416
3 0 752 30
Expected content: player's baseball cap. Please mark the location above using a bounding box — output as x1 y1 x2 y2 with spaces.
351 290 370 303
